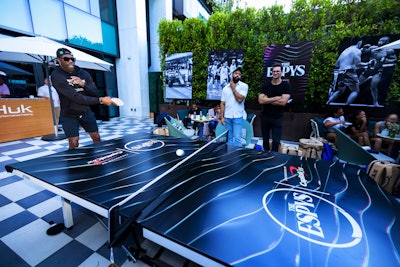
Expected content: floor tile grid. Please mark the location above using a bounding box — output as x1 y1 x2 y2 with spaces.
0 117 156 267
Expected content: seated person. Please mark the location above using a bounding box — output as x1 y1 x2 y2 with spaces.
155 105 171 128
0 73 10 98
206 104 221 139
183 101 201 133
323 106 346 146
347 110 372 148
372 113 399 154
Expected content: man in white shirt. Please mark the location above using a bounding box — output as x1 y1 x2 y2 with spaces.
206 104 221 139
220 66 248 147
37 77 61 129
323 106 346 145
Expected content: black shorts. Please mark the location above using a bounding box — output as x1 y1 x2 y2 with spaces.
60 111 99 138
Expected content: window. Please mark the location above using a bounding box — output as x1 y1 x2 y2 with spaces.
99 0 115 24
0 0 33 34
30 0 67 40
65 5 103 51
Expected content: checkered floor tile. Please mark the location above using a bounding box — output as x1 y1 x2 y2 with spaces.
0 117 156 267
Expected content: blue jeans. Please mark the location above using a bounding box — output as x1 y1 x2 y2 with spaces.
209 120 217 136
198 122 204 138
225 117 243 147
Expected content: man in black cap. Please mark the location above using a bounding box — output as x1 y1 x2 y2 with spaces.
51 48 113 149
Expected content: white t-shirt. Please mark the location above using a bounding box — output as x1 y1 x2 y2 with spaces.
323 116 345 133
221 81 248 119
37 85 60 107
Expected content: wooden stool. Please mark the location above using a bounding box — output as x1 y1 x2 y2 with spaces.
280 143 302 156
153 127 169 136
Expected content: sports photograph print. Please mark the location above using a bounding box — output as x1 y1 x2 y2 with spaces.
326 35 400 107
207 48 244 100
164 52 193 99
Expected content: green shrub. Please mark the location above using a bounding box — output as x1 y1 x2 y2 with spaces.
159 0 400 108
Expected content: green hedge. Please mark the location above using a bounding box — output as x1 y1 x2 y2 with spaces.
158 0 400 109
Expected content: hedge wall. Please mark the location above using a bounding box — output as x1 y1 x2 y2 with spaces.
158 0 400 111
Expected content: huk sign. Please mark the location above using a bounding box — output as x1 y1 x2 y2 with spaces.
0 98 53 142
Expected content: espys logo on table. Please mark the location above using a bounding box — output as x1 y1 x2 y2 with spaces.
262 165 362 248
87 139 165 165
124 139 165 152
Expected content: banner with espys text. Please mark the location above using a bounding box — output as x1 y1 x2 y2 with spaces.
263 42 313 105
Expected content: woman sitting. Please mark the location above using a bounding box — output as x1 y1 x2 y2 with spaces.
372 113 399 154
347 110 371 148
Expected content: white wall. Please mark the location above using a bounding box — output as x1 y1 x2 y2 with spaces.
184 0 210 20
115 0 208 118
116 0 149 118
148 0 173 72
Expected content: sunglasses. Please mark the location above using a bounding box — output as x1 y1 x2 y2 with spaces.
62 57 76 62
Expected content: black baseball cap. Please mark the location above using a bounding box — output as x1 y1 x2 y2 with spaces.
233 66 243 73
56 48 73 58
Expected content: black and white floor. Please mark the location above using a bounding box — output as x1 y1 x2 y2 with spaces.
0 117 159 267
0 117 267 267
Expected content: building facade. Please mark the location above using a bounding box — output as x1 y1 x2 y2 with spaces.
0 0 211 119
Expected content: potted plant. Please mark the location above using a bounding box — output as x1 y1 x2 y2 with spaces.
387 122 400 138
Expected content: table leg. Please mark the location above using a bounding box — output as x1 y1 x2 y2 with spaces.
61 197 74 228
390 142 400 160
199 123 204 138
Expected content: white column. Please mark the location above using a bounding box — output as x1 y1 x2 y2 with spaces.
116 0 149 117
148 0 173 72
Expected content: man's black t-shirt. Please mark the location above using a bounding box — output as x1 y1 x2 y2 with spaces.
260 80 291 117
188 107 201 116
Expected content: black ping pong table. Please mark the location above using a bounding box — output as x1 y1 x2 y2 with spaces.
6 132 400 267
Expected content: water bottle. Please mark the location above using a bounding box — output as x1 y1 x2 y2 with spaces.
200 111 203 120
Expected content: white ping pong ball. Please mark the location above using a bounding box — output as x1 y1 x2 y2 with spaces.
176 149 185 156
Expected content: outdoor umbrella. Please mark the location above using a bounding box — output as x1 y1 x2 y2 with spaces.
0 61 33 76
0 36 112 71
0 36 113 140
